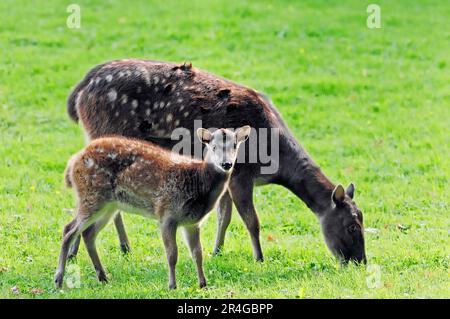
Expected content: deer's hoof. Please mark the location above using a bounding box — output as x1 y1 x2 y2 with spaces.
120 242 131 254
97 272 108 283
67 253 77 260
212 247 223 256
54 273 63 289
168 283 177 290
199 280 207 289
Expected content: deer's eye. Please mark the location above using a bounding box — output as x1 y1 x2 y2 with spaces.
348 224 359 233
212 146 216 151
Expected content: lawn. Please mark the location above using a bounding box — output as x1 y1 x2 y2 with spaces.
0 0 449 298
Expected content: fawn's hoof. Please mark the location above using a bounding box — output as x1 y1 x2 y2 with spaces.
199 280 207 289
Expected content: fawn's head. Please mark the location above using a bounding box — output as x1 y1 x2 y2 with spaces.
197 126 251 172
320 184 366 265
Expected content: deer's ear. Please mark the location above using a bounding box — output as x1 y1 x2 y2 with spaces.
332 184 346 204
197 128 212 144
236 125 251 143
346 183 355 199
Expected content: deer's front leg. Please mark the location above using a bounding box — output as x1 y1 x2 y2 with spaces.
160 218 178 289
183 225 207 288
229 173 264 261
213 191 233 255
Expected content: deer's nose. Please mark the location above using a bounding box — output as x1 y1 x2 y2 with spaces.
221 162 233 171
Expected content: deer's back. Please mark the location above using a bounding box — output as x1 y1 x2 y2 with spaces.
71 59 278 143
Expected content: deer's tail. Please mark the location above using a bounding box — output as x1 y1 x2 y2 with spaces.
67 62 107 123
67 87 80 123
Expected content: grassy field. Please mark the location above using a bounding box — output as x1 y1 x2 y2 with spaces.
0 0 449 298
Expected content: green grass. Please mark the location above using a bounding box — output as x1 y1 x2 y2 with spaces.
0 0 449 298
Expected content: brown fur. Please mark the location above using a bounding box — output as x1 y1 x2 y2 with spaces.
66 59 366 264
56 127 250 289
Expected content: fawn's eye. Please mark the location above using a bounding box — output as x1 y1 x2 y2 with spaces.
212 146 216 151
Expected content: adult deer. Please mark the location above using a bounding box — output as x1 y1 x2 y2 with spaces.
66 59 366 264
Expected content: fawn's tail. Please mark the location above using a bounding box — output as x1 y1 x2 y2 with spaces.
64 161 73 188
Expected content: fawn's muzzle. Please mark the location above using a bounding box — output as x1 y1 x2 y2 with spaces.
221 162 233 171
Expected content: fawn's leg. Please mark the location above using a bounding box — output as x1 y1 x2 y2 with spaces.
55 218 85 288
68 235 81 260
113 212 131 254
160 218 178 289
183 225 207 288
213 191 233 256
229 172 264 261
69 211 130 259
82 210 116 282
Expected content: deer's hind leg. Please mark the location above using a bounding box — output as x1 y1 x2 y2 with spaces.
54 201 108 289
113 212 131 254
82 207 117 283
68 211 130 259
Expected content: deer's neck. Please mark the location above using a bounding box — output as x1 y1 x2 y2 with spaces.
198 163 229 211
277 135 335 215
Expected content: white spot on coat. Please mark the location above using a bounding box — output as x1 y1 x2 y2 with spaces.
84 158 94 168
105 74 113 82
107 89 117 102
108 152 118 159
132 99 138 109
166 113 173 123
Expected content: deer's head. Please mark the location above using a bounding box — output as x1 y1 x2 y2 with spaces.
197 126 251 172
320 184 366 264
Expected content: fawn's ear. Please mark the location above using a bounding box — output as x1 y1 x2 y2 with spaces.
332 184 346 204
346 183 355 199
197 128 212 144
236 125 251 144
